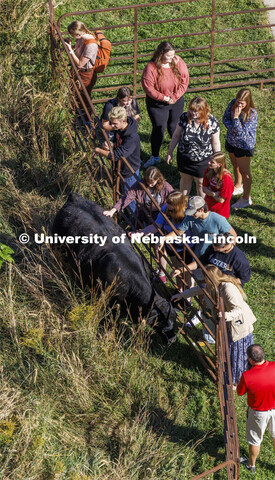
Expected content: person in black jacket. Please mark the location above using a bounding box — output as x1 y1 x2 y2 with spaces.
95 106 141 215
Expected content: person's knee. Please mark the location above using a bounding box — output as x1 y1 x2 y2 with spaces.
167 122 177 138
181 175 192 185
194 178 203 188
151 123 166 137
239 167 251 177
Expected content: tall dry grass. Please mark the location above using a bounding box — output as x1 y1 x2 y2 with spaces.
0 3 205 478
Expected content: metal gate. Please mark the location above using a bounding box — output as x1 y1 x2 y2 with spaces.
46 1 274 477
54 0 275 103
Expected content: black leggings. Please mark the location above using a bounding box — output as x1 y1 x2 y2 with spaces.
146 95 185 157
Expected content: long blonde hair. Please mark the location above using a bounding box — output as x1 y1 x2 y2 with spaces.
204 264 246 307
68 21 95 39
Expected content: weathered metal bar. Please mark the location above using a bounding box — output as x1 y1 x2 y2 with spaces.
210 0 216 88
184 335 217 381
92 77 275 103
112 155 220 306
213 67 275 77
190 460 237 479
57 2 275 27
214 23 275 35
213 53 275 65
111 30 211 46
106 38 274 63
57 0 198 27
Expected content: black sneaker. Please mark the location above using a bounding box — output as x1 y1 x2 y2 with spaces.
240 456 248 465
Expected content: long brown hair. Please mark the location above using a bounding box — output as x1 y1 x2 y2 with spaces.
68 21 96 41
151 41 181 85
187 97 211 129
143 167 165 193
204 265 246 309
116 87 138 117
231 88 256 122
205 152 232 186
165 191 188 223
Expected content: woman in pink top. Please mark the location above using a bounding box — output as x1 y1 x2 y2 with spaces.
141 42 189 168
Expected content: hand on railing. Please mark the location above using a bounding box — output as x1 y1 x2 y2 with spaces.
65 41 74 55
172 268 183 277
94 147 110 158
103 208 116 217
171 292 184 302
102 141 110 150
156 240 165 253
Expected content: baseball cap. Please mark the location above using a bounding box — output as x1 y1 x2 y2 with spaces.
185 196 206 216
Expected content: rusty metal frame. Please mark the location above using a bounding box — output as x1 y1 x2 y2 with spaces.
47 2 274 478
54 0 275 102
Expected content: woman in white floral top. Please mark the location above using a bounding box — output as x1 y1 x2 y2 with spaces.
166 97 220 197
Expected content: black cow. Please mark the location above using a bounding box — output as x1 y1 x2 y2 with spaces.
52 193 177 342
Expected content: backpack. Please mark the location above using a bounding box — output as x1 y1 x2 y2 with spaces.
83 31 111 73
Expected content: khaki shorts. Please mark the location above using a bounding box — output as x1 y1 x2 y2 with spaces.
246 406 275 446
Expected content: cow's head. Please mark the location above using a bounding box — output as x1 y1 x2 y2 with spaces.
147 293 177 342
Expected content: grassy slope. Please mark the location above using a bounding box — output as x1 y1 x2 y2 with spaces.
0 0 274 479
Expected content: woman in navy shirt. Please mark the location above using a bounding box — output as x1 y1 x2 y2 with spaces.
223 89 257 210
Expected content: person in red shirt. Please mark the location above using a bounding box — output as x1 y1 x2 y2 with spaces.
203 152 234 218
141 41 189 168
237 344 275 473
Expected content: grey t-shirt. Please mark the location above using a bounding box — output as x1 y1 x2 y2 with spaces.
75 38 98 70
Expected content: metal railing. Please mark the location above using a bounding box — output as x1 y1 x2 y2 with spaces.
54 0 275 102
48 1 250 478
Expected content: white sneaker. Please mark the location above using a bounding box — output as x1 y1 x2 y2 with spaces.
186 310 201 328
143 156 161 168
231 197 252 210
233 185 243 196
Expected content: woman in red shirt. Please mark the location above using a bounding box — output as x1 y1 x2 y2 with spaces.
141 41 189 168
203 152 234 218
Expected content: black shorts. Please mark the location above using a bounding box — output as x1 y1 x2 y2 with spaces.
225 140 254 158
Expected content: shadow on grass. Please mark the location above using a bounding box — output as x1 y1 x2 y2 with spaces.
230 223 275 266
231 205 275 226
146 404 224 453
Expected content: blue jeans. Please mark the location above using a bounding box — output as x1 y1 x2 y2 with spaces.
121 169 141 216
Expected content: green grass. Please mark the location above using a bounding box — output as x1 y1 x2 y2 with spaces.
55 0 275 98
0 0 274 479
